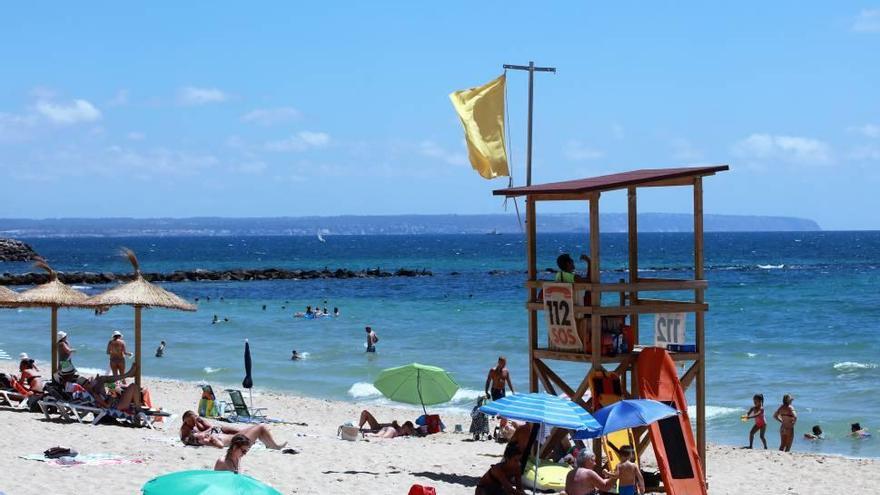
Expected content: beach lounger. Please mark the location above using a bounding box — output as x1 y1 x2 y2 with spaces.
0 389 27 409
224 389 268 422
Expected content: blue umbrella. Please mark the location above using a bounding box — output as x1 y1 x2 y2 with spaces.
573 399 679 440
480 393 602 432
480 393 601 494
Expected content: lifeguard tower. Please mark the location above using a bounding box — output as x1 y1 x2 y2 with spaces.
494 165 728 478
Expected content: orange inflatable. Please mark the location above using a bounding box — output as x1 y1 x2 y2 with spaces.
637 347 706 495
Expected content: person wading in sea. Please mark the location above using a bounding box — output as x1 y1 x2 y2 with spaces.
365 326 379 353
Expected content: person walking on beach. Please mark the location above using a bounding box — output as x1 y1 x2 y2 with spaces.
57 331 75 371
214 434 251 473
744 393 768 449
106 330 132 377
365 326 378 353
773 394 797 452
485 356 515 401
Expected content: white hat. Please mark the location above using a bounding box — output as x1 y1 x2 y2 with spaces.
19 352 29 360
57 331 67 342
112 330 122 338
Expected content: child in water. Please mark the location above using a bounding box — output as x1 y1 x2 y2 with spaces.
851 423 871 438
743 393 767 449
611 445 644 495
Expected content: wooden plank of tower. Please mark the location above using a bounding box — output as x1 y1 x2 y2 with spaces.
589 194 601 364
694 177 707 476
527 197 539 393
628 187 639 348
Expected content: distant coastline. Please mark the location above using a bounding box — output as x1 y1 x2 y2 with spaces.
0 213 821 238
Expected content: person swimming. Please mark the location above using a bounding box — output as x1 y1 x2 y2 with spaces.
291 350 301 360
851 423 872 438
804 425 824 440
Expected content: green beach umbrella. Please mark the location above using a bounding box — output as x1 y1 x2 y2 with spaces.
142 470 282 495
374 362 460 414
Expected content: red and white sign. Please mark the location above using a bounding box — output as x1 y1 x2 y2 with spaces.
543 283 583 351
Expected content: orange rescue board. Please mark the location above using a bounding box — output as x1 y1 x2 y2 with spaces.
637 347 706 495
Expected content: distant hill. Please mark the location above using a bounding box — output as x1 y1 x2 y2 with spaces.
0 214 820 237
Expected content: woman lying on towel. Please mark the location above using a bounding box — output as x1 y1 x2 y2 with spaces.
180 410 287 449
358 409 418 438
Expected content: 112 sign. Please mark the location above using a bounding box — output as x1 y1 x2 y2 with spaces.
543 283 584 351
654 313 687 347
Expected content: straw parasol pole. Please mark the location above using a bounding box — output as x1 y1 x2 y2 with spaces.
84 249 196 401
16 260 90 376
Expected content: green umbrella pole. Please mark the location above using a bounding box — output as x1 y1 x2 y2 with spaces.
417 369 427 415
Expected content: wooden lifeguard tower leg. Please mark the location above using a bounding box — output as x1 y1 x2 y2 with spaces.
694 178 707 475
527 197 538 394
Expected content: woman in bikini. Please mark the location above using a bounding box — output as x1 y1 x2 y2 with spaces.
773 394 797 452
358 409 417 438
180 410 287 449
214 434 251 473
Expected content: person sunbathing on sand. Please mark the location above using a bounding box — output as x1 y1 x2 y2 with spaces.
358 409 416 438
475 442 526 495
181 410 287 449
214 434 251 473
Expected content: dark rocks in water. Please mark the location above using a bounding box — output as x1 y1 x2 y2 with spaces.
0 238 39 262
0 267 433 286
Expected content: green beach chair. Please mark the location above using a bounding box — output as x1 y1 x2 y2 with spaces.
224 389 268 422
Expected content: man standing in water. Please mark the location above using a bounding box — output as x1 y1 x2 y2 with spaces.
365 326 378 353
107 330 132 378
485 356 515 401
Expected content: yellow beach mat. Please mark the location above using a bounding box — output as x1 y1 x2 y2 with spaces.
521 459 572 492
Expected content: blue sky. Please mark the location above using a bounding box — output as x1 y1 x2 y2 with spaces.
0 2 878 229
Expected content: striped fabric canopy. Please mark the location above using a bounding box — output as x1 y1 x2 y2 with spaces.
479 392 602 433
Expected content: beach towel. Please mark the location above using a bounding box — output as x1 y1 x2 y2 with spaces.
20 453 145 467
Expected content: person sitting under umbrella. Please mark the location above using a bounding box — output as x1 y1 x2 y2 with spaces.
475 442 526 495
358 410 417 438
180 410 287 449
564 450 616 495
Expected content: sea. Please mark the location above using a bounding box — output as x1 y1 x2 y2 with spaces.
0 231 878 458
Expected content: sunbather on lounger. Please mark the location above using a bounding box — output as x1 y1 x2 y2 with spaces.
358 409 417 438
19 354 43 393
181 411 287 449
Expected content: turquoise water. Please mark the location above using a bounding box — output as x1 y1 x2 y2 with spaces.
0 232 878 457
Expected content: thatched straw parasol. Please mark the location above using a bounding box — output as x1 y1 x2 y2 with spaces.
16 260 90 375
0 285 20 307
84 248 196 398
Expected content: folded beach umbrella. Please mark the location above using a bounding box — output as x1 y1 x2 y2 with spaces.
242 339 254 407
374 362 460 414
142 470 282 495
573 399 679 440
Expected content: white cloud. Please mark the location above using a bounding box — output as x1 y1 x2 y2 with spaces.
564 140 604 161
416 140 467 166
853 9 880 32
177 86 228 106
234 161 268 174
127 131 146 141
611 123 624 140
670 138 703 162
732 133 833 165
241 107 301 126
35 99 102 125
848 124 880 139
265 131 331 152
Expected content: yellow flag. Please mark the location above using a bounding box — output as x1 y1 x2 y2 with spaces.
449 75 510 179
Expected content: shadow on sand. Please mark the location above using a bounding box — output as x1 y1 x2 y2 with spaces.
410 471 481 488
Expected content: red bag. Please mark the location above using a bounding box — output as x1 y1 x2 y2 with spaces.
408 485 436 495
425 414 441 434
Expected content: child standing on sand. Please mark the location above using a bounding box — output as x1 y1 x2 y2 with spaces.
612 445 644 495
744 393 768 449
773 394 797 452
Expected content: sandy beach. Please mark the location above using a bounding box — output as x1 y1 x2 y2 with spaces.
1 363 877 495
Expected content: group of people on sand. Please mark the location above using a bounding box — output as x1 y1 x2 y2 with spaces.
745 393 871 452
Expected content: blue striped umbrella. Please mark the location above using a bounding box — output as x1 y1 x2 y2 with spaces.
479 392 602 432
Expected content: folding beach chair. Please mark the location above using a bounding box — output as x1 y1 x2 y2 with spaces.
224 389 268 422
0 389 27 409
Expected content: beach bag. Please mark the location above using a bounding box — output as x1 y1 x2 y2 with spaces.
44 447 78 459
407 485 436 495
338 424 360 441
425 414 441 434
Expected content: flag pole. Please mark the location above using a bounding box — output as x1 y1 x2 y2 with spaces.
503 61 555 186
